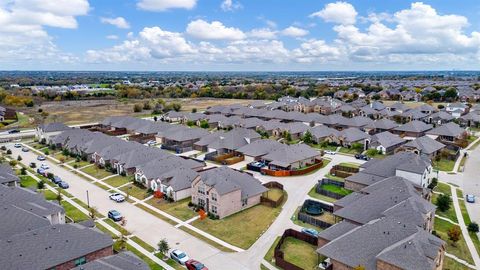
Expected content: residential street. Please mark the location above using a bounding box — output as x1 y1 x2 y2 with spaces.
8 142 362 270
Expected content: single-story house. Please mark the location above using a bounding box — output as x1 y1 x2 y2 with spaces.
261 143 321 171
369 131 406 154
402 136 446 159
35 122 71 144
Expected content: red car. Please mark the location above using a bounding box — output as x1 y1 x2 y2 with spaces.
185 259 208 270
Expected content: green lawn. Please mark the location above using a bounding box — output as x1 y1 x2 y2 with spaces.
104 219 130 235
120 184 150 200
457 189 464 199
443 256 471 270
94 222 118 239
310 143 337 151
433 158 456 172
179 226 235 252
458 198 480 257
146 197 197 221
53 152 74 162
280 237 318 270
264 236 281 265
135 204 178 226
320 184 353 196
103 175 132 188
130 236 155 253
338 162 360 168
338 147 362 155
434 218 474 264
191 204 282 249
81 166 113 179
70 160 91 168
19 175 37 188
432 193 458 223
43 189 57 200
308 186 336 203
434 182 452 196
61 201 90 222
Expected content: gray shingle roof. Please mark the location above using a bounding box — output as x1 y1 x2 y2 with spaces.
199 167 267 199
364 118 399 130
317 217 435 269
72 251 149 270
394 120 433 133
426 122 466 137
0 204 51 240
371 131 405 149
404 136 446 155
236 139 283 158
38 122 71 133
317 221 358 242
262 143 320 168
0 224 113 270
0 163 20 185
339 128 370 143
208 128 260 151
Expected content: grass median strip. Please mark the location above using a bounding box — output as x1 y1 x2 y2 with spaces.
104 219 130 236
135 203 178 226
61 201 90 222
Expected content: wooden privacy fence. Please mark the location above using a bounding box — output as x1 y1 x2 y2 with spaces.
274 229 319 270
261 159 323 177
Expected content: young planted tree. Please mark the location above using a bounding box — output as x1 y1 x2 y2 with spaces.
157 238 170 259
436 194 452 212
447 225 462 246
468 222 479 233
56 189 63 204
17 155 22 161
302 130 313 144
37 180 45 190
89 206 98 220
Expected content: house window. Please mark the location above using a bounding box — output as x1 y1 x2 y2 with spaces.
242 198 248 207
211 192 217 201
198 199 205 208
211 205 217 214
74 257 86 266
198 186 205 195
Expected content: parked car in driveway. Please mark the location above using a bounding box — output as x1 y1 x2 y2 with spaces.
185 259 208 270
37 155 46 161
170 249 190 265
21 147 29 152
301 228 319 238
52 176 62 185
14 143 21 148
8 129 20 134
324 150 336 155
108 210 123 222
58 181 69 189
466 194 476 203
355 154 370 161
109 193 126 203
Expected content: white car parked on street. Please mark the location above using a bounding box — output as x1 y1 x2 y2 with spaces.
109 193 126 203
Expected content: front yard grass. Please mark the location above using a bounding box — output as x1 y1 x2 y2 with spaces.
81 166 113 179
280 237 318 270
310 143 337 152
53 152 74 162
43 189 57 200
103 175 132 188
433 182 452 196
135 204 178 226
146 197 197 221
433 158 455 172
432 193 458 223
70 160 91 168
307 186 336 203
191 204 282 250
19 175 37 188
119 183 150 200
434 218 474 264
443 256 472 270
61 201 90 222
338 147 362 155
179 226 235 252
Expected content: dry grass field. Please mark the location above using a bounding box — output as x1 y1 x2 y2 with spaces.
16 98 263 127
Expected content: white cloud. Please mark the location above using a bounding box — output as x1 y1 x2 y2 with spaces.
186 19 246 40
221 0 242 11
137 0 197 11
292 39 343 63
281 26 309 37
310 1 357 25
0 0 88 64
101 17 130 29
248 28 277 39
106 35 119 40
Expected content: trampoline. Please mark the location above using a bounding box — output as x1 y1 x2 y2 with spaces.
304 204 323 216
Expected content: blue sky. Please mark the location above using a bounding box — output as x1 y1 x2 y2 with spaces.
1 0 480 70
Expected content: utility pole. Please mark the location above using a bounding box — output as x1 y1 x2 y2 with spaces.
86 190 90 208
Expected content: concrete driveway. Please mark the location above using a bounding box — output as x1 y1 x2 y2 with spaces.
9 142 362 270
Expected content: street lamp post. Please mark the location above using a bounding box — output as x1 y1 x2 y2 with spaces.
86 190 90 208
